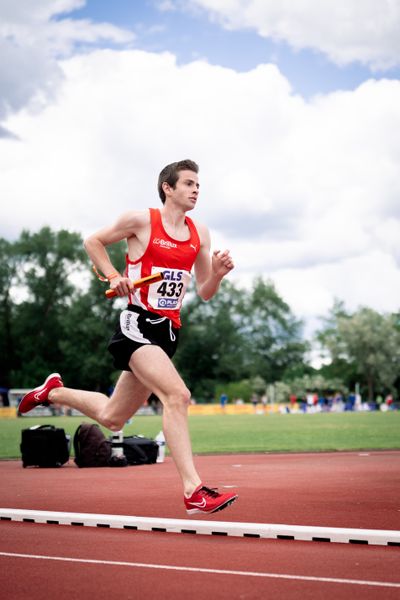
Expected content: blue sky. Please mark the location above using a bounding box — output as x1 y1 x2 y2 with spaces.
74 0 400 97
0 0 399 353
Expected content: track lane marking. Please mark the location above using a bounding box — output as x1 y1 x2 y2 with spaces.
1 551 399 589
2 508 399 545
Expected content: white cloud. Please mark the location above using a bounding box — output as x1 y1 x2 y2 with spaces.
0 0 134 131
0 2 399 334
186 0 400 70
273 251 400 323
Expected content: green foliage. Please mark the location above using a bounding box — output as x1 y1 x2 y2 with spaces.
1 226 399 403
239 277 308 381
175 277 308 401
0 228 125 391
273 374 347 402
59 241 125 390
317 305 400 400
1 228 87 386
0 238 18 386
215 380 252 403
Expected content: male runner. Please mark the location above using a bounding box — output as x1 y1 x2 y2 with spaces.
19 159 238 515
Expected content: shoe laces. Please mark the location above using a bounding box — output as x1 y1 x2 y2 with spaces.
199 486 220 498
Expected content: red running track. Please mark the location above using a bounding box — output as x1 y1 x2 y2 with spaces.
1 451 399 599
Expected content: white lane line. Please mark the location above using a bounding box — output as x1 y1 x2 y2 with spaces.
0 551 399 589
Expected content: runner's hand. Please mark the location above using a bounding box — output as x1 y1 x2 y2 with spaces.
109 275 134 297
212 250 234 278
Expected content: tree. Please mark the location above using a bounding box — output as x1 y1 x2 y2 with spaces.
174 277 308 400
280 374 346 400
174 280 247 400
9 227 87 385
316 299 359 389
0 226 131 392
59 241 126 392
0 238 18 387
318 306 400 401
239 277 308 382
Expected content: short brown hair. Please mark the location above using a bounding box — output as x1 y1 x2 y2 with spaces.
158 159 199 204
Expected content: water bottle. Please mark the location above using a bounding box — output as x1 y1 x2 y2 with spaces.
111 430 124 457
155 430 166 463
109 429 128 467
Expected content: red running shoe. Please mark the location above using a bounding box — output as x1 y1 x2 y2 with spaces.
18 373 64 414
184 485 238 515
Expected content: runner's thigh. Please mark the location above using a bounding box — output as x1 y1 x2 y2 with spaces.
105 370 151 423
129 344 187 400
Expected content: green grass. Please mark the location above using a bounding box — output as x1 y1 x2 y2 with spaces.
0 411 399 459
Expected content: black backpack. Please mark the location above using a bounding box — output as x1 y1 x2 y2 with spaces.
73 423 111 467
20 425 70 468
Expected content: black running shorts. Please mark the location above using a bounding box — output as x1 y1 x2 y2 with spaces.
107 305 180 371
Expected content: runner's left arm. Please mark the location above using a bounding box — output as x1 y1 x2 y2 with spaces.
194 224 234 301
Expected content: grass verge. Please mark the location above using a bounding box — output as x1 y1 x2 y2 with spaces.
0 411 399 459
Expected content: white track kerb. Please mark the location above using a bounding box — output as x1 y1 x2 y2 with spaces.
1 508 399 547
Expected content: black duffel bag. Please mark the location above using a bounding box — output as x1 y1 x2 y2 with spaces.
20 424 70 468
122 435 159 465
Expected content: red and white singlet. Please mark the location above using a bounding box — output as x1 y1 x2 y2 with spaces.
126 208 200 328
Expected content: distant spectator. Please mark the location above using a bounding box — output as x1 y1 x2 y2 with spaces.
220 392 228 411
0 390 10 406
260 393 268 413
346 393 356 411
300 396 307 413
385 394 394 410
251 393 259 413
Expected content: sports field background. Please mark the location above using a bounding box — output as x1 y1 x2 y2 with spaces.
0 411 399 459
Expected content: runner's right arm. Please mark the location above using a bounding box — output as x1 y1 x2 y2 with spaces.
84 210 148 297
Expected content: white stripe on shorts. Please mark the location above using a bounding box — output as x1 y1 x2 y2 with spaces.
120 310 151 344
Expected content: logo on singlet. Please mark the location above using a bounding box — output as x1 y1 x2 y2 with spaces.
153 238 177 249
158 298 179 308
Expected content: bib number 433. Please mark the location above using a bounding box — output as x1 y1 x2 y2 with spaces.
148 268 190 310
156 280 184 298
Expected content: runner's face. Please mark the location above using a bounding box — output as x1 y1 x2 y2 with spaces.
170 170 200 210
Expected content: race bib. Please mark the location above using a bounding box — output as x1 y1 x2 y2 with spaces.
147 267 191 311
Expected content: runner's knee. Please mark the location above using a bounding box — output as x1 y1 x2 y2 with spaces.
163 387 191 411
99 410 125 432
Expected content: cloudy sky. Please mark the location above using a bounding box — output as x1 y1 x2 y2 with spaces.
1 0 399 343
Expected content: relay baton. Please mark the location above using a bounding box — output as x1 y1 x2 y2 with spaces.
105 272 164 299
